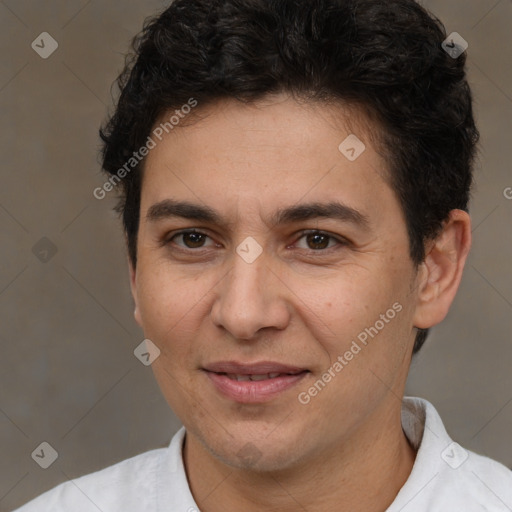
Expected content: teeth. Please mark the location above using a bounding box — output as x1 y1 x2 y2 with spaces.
227 374 251 381
249 374 270 381
225 373 285 381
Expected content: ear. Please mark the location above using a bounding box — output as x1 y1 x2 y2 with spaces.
412 209 472 330
128 257 143 327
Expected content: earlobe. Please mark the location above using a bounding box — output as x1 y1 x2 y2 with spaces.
128 258 143 327
413 209 472 330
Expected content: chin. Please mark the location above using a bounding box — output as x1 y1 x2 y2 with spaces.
199 426 310 473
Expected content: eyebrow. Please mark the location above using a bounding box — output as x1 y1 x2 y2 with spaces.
146 199 222 224
270 202 369 229
145 199 370 230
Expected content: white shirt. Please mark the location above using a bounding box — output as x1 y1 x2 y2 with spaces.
14 397 512 511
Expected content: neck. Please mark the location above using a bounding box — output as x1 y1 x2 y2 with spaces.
183 402 416 512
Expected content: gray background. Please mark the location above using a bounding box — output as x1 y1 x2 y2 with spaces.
0 0 511 510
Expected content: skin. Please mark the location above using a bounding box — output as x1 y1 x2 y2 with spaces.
129 93 471 512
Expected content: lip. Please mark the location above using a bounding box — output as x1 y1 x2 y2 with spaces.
203 361 309 404
203 361 307 375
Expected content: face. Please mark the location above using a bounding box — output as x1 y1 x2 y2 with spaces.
130 94 421 472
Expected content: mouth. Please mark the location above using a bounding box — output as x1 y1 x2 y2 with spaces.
220 372 303 381
202 361 310 403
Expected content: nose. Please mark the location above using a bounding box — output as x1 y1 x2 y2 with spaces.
210 249 291 340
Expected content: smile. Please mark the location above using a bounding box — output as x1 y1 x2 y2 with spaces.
204 369 309 403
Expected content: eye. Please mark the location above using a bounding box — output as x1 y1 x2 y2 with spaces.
169 230 216 249
294 230 345 251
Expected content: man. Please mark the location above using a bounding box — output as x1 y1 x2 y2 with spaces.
16 0 512 510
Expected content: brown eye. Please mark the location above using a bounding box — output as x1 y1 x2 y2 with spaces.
306 233 330 250
182 232 207 248
294 231 345 251
170 231 214 249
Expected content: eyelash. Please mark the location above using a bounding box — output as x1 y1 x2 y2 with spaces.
164 229 348 253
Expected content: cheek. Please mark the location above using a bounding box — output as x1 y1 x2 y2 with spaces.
136 280 190 366
295 265 410 363
137 262 209 329
292 270 381 336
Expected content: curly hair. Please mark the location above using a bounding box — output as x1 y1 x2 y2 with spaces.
100 0 479 354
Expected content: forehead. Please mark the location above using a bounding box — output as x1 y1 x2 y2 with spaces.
147 94 380 164
140 94 398 226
